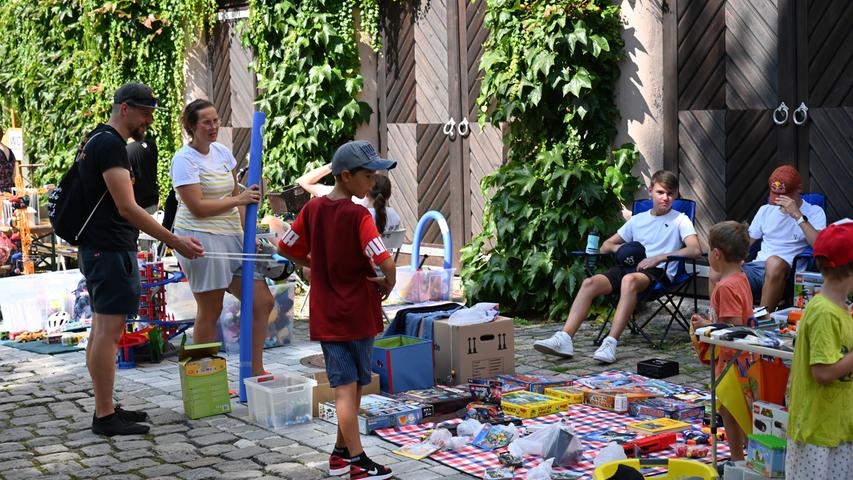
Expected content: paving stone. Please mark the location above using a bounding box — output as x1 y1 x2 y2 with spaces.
66 437 108 448
152 433 189 444
109 457 159 473
257 437 295 449
253 451 292 466
185 427 220 437
113 439 154 451
81 455 120 467
11 414 53 426
155 441 197 453
99 475 143 480
214 459 264 473
223 472 264 479
197 443 235 456
42 461 84 474
138 463 185 477
114 449 155 461
13 406 49 416
35 451 80 463
264 462 326 480
0 441 26 453
182 457 223 469
178 467 220 480
3 459 35 470
34 444 68 455
0 428 33 442
26 436 63 448
159 451 201 464
3 468 43 480
71 466 112 478
190 432 238 446
223 445 268 460
81 443 114 456
150 424 190 435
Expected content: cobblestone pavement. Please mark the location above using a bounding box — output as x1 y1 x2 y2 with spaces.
0 296 711 479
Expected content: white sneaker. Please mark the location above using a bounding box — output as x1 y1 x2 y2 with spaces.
593 337 618 364
534 331 574 358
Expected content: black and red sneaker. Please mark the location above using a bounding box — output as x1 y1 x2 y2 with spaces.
329 450 350 476
349 456 392 480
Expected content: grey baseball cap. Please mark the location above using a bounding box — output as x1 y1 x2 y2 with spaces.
331 140 397 175
114 82 159 109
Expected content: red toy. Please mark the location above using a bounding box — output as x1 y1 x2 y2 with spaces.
622 432 678 457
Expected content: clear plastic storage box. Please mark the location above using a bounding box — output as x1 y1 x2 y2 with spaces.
244 373 316 428
393 266 455 303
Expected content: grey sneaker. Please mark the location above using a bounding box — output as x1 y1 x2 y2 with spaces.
533 331 574 358
593 337 618 364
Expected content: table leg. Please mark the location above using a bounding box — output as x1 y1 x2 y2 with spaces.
710 343 717 469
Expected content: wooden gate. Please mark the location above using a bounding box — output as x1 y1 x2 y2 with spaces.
664 0 853 240
378 0 504 265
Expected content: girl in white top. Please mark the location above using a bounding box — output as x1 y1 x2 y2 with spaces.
366 174 401 233
170 99 273 377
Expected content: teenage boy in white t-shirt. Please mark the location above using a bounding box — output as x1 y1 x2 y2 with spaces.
535 170 702 363
709 165 825 316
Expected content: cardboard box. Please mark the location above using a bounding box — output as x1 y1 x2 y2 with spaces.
496 373 573 393
543 386 585 404
627 397 704 421
500 391 569 418
583 389 655 412
309 371 380 417
317 394 422 434
793 271 823 307
393 386 471 417
747 434 786 478
178 342 231 419
752 401 788 439
433 316 515 385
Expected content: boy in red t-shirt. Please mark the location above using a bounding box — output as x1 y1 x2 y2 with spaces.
692 220 753 460
279 140 396 480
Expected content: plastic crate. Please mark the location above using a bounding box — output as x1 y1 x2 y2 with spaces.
244 373 316 428
394 266 455 303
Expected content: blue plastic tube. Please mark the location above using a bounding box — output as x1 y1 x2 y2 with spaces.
410 210 452 270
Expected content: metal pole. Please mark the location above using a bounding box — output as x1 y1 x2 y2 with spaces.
710 343 717 469
238 111 266 402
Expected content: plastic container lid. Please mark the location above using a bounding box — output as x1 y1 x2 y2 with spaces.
749 434 787 450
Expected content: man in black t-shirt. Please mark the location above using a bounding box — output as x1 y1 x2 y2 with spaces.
127 136 159 212
78 82 204 436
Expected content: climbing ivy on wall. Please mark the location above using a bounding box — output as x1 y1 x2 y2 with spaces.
0 0 215 197
461 0 642 319
243 0 381 191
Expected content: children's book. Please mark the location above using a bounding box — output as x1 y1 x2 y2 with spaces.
627 417 691 434
393 441 440 460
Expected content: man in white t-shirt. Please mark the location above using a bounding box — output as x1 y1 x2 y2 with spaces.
534 170 702 363
710 165 825 315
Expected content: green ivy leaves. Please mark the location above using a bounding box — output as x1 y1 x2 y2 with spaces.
460 0 641 319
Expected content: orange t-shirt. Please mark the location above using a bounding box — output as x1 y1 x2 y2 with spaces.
711 271 753 374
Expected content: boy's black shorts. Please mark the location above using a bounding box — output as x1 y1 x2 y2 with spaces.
600 265 668 297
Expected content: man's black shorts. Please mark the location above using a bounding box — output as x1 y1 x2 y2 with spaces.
79 247 140 315
600 265 668 297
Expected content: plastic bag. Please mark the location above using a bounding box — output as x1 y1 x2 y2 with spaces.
428 428 453 449
447 302 500 326
525 458 554 480
446 436 469 451
593 442 627 467
508 424 584 466
458 418 485 438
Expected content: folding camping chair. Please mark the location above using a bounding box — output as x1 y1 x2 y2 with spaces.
381 228 407 262
576 199 700 349
746 193 826 307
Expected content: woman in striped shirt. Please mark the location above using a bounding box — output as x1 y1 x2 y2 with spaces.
170 99 274 376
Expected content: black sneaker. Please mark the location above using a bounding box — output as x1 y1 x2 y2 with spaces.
350 454 392 480
91 412 150 436
115 404 149 423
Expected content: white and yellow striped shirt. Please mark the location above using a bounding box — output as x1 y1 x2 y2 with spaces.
170 142 242 234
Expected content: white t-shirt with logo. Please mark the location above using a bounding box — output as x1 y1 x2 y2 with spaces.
617 209 697 280
749 200 826 266
368 206 401 233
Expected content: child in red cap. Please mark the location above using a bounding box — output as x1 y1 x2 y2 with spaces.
785 222 853 479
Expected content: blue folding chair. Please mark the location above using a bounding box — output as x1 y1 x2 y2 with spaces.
746 193 826 307
578 199 700 349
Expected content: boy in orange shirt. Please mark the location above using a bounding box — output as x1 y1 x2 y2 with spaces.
692 221 753 460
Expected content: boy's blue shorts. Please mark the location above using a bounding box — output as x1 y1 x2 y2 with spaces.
741 261 766 304
321 337 374 388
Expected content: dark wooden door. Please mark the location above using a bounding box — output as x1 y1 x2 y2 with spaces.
666 0 852 241
378 0 504 265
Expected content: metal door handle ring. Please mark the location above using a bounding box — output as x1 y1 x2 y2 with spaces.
793 102 808 126
773 102 789 126
442 118 456 137
457 118 470 137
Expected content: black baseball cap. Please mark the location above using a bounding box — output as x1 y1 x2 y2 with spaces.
616 241 646 268
114 82 159 109
331 140 397 176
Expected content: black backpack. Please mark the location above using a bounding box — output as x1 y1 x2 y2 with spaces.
48 131 110 245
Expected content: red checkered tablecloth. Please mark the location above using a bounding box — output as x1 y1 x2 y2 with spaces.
375 372 729 479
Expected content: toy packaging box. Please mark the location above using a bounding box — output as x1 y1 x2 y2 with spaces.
468 378 523 404
793 271 823 307
628 397 704 421
178 342 231 419
583 388 656 412
496 373 574 393
543 386 586 404
393 385 471 417
500 390 569 418
318 394 423 434
752 401 788 439
626 417 691 435
433 316 515 385
747 434 786 478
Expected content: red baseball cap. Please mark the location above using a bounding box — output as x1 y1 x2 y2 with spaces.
813 222 853 268
768 165 802 204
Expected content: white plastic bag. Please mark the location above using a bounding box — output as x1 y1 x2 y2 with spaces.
457 418 485 438
447 302 500 326
525 458 554 480
593 441 627 467
446 436 469 451
507 424 584 466
427 428 453 449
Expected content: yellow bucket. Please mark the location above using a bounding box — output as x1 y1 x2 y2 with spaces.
592 458 719 479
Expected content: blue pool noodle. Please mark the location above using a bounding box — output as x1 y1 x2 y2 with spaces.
239 111 266 402
410 210 452 270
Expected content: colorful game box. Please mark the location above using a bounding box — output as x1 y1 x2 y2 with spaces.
468 378 522 404
393 385 471 417
626 417 691 435
496 373 574 393
583 388 656 412
574 373 648 390
500 390 570 418
318 394 423 434
543 386 586 404
747 434 786 478
628 397 704 421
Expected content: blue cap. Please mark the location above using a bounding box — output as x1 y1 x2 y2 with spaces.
331 140 397 176
616 241 646 268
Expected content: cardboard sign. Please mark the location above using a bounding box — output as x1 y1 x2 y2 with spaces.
1 128 24 160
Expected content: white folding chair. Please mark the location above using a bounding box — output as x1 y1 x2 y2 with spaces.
381 228 406 262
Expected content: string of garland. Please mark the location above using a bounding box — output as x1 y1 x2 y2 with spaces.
0 0 215 198
461 0 641 319
242 0 381 192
